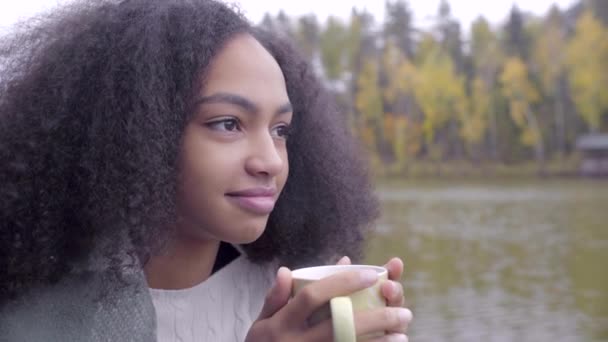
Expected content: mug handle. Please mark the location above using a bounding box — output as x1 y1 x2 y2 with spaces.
329 296 356 342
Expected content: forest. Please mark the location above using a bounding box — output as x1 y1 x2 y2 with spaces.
259 0 608 176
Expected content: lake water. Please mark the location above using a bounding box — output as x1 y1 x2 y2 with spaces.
365 179 608 342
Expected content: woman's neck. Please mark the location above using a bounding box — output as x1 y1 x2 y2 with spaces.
144 235 220 290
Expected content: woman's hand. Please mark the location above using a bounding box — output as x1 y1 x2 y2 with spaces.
337 256 406 309
245 262 412 342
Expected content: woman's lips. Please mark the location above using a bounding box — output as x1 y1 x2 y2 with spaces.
225 188 277 215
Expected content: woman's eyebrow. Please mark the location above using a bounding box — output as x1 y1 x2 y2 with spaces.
195 92 292 116
276 102 293 115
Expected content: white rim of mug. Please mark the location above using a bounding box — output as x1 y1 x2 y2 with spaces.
291 265 387 281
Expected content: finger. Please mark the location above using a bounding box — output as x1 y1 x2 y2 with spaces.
336 255 351 265
381 280 405 307
367 333 409 342
305 313 411 342
302 318 333 341
281 269 379 326
383 257 403 281
355 307 413 335
257 267 292 320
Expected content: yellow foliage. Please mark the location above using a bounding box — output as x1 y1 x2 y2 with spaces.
355 58 383 153
521 128 541 147
500 57 542 147
500 57 539 104
414 46 467 145
415 33 437 65
386 115 422 167
532 14 566 95
360 125 375 150
460 77 488 145
382 42 417 105
471 18 503 75
355 59 383 123
566 10 608 131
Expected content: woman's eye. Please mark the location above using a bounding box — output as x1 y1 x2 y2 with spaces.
206 118 241 132
271 124 291 139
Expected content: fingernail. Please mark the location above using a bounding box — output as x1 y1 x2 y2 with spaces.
398 308 413 323
360 270 378 284
277 266 289 278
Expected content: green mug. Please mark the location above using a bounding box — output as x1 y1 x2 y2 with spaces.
291 265 388 342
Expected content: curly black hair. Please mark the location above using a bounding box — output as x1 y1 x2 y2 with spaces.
0 0 379 303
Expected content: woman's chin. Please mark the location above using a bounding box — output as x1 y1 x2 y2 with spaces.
226 221 268 244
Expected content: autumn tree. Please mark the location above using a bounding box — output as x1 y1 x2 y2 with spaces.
531 6 570 157
500 57 545 167
437 0 465 74
414 35 467 165
346 10 379 148
382 41 421 169
255 1 606 174
566 10 608 132
470 17 503 160
381 1 419 168
355 58 384 164
462 78 490 160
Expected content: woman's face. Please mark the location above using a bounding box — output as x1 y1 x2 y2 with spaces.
176 34 292 244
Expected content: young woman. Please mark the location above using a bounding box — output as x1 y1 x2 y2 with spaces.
0 0 412 340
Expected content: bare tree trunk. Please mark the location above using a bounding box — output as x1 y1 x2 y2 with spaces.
555 81 566 159
484 72 499 161
526 107 546 175
489 106 499 161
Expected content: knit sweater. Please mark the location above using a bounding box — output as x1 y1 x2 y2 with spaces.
150 255 275 341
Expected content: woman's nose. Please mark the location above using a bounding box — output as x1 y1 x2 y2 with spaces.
244 132 285 177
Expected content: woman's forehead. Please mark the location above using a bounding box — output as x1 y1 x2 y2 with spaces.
201 34 290 107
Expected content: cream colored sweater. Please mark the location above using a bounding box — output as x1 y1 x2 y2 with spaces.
149 256 276 342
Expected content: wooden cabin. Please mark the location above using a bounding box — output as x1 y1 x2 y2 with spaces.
576 134 608 177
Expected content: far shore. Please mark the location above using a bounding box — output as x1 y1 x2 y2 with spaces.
372 158 607 180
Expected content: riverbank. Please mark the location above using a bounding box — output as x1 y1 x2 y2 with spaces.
373 157 589 180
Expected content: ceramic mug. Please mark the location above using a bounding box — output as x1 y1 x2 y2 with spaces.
291 265 388 342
